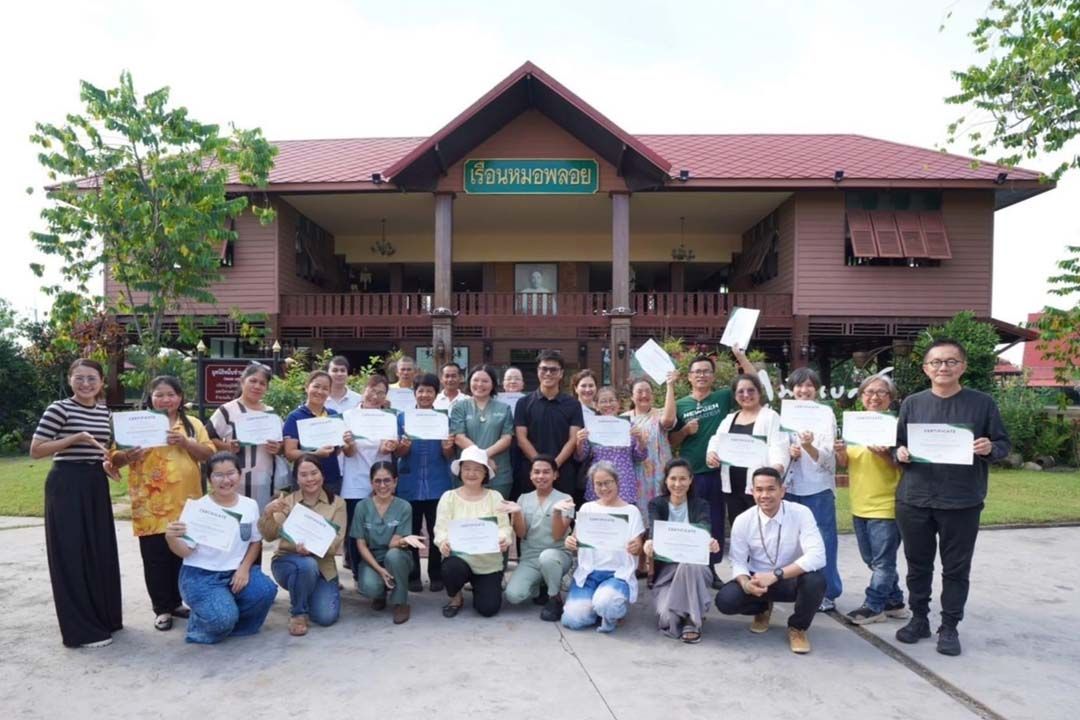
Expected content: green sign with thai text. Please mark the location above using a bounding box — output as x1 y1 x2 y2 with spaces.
464 158 599 194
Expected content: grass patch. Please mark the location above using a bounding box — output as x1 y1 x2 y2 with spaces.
0 456 128 517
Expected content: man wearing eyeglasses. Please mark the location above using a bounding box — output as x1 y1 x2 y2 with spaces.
514 350 584 498
893 339 1010 656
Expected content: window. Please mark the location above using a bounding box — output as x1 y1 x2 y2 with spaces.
844 192 948 267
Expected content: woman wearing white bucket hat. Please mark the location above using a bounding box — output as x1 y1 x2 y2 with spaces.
433 446 514 617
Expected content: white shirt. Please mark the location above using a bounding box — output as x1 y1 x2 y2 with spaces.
707 406 790 494
729 500 825 579
182 495 262 572
573 502 645 603
326 389 370 498
434 390 468 413
784 413 837 497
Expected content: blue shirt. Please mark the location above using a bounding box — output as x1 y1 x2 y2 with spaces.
397 429 452 502
282 404 344 494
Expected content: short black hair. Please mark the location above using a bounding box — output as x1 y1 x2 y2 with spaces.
440 362 462 375
369 460 398 481
786 367 821 391
468 364 501 395
328 355 350 370
750 466 784 488
688 355 715 372
415 373 441 392
536 349 565 369
530 454 559 475
924 338 967 362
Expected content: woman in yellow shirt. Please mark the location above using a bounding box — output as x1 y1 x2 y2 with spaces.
113 376 215 631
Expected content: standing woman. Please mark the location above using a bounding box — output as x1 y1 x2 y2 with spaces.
282 370 357 496
31 359 122 648
208 362 284 512
784 367 842 611
572 369 598 418
643 459 719 643
452 364 514 501
576 387 647 505
624 372 678 521
114 376 214 632
502 366 527 499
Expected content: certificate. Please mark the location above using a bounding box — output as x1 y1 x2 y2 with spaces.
233 411 283 446
448 517 500 555
296 416 348 450
843 411 898 447
575 511 631 552
280 502 339 558
343 408 399 441
710 432 769 469
907 423 974 466
112 410 170 449
498 392 524 416
179 499 239 551
584 415 631 448
652 520 710 565
634 338 676 385
720 307 760 349
387 387 416 411
780 400 832 434
404 409 450 440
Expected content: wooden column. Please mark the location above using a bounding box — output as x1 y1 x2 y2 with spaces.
609 192 633 386
389 263 403 293
432 192 455 368
669 262 686 292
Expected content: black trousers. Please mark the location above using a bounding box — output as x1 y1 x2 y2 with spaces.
714 571 826 631
138 533 183 615
723 490 756 537
895 501 982 627
345 498 362 580
44 462 123 646
408 499 442 583
441 555 503 617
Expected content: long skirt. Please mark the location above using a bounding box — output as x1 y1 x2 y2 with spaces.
44 461 123 647
652 562 712 638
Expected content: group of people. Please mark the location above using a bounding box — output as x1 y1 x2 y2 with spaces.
32 337 1008 657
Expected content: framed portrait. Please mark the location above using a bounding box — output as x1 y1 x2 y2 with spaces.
514 263 558 294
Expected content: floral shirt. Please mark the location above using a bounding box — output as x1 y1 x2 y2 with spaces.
624 408 674 524
127 416 215 536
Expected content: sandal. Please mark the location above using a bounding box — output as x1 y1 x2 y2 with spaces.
288 615 309 637
681 628 702 644
154 613 173 631
442 594 464 618
170 606 190 619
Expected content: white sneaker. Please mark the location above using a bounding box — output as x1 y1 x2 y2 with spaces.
818 598 836 612
80 637 113 648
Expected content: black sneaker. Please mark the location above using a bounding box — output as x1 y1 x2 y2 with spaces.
895 616 932 644
428 580 444 593
846 605 886 625
533 586 550 607
936 625 962 656
540 595 563 622
408 578 423 593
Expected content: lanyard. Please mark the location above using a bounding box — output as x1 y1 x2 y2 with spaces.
756 508 783 568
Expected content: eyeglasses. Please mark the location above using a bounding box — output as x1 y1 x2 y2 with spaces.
538 366 562 374
71 375 101 385
371 477 395 485
689 369 713 376
210 469 240 481
735 388 759 395
862 389 892 397
924 359 963 369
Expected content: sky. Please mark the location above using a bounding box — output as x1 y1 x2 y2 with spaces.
2 0 1075 363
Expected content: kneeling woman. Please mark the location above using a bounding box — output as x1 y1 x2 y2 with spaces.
351 462 424 624
563 461 645 633
644 458 720 643
433 446 513 618
258 454 347 636
165 452 278 644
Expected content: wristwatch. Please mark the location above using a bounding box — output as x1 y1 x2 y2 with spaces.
773 568 784 581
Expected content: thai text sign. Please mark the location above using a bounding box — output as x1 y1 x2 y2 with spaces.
203 363 246 405
464 158 599 194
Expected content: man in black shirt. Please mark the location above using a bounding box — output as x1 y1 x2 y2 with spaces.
894 339 1010 656
514 350 584 498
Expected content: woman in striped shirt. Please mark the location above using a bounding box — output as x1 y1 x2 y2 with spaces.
30 359 123 648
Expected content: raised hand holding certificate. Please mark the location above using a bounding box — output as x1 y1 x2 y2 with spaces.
387 387 416 411
780 399 832 434
652 520 710 565
907 423 974 466
843 411 897 447
296 416 348 450
280 502 338 558
344 408 399 441
234 411 283 446
584 415 632 447
575 511 631 552
113 410 170 449
448 518 500 555
634 338 676 385
179 499 239 551
404 409 450 440
711 432 769 469
720 307 760 349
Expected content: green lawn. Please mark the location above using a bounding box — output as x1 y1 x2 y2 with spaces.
0 456 128 517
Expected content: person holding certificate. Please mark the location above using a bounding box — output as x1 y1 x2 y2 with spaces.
624 374 678 524
397 373 452 592
165 452 278 645
783 368 842 612
30 359 122 648
282 370 358 495
208 362 286 512
351 462 424 624
892 340 1010 656
643 459 719 643
562 462 646 633
433 446 513 618
452 364 515 501
834 374 909 626
258 454 347 636
503 455 574 621
576 387 647 505
111 375 214 632
514 350 584 500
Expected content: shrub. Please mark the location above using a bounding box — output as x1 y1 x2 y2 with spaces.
264 347 384 419
992 379 1046 460
900 311 1001 395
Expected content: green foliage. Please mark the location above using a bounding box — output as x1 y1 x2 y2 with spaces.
0 335 48 453
946 0 1080 181
124 346 196 406
1035 245 1080 384
993 378 1049 459
898 312 1002 395
264 347 385 419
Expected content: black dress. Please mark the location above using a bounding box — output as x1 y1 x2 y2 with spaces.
724 413 757 529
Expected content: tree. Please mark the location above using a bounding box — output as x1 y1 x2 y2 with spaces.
1035 247 1080 384
29 71 277 367
892 312 1002 397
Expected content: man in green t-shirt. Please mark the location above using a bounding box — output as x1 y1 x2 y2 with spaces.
670 347 756 582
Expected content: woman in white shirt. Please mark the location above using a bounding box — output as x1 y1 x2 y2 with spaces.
165 452 278 644
562 461 645 633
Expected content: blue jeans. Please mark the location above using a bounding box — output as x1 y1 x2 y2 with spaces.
788 490 843 601
178 565 278 644
562 570 631 633
270 554 340 626
853 516 905 613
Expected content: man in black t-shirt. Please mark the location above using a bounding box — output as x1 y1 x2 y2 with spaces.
514 350 584 498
